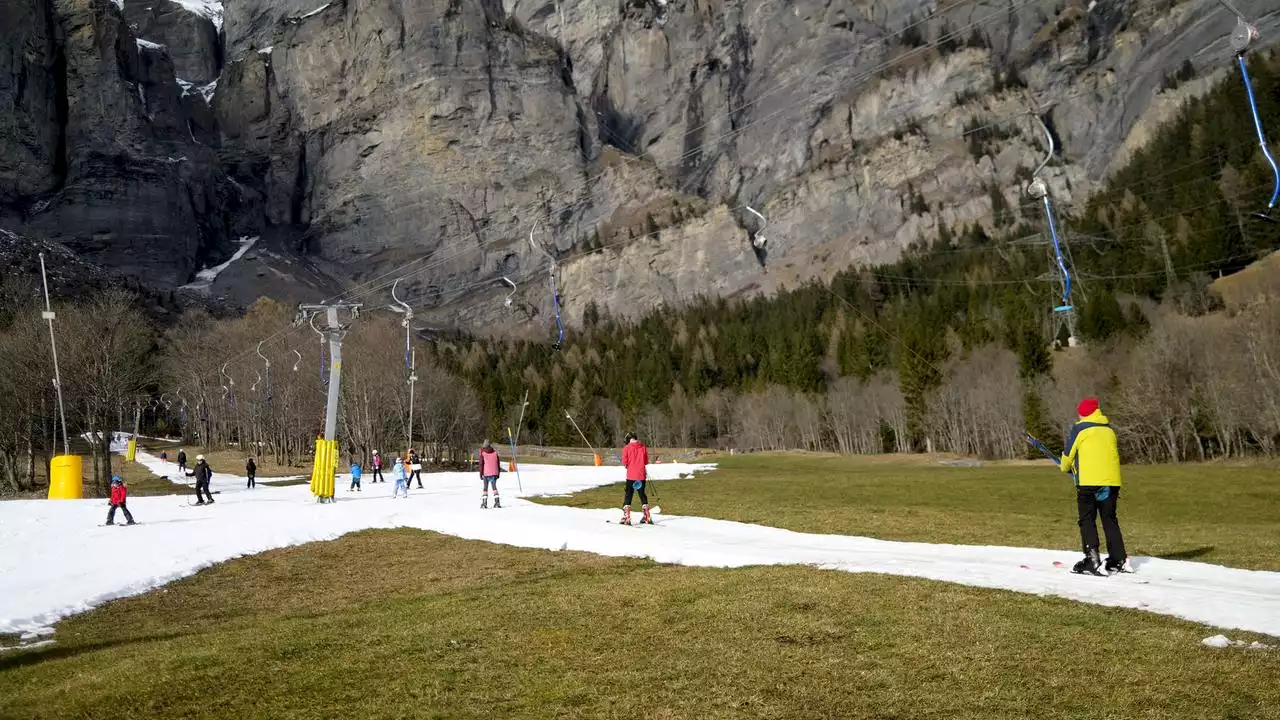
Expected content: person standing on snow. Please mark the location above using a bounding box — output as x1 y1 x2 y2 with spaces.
177 448 187 474
406 448 423 489
1062 398 1130 575
479 440 501 509
392 457 409 498
105 476 136 525
186 454 215 505
245 457 257 489
371 450 384 483
619 432 652 525
350 461 363 492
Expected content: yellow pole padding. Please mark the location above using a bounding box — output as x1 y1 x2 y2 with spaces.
593 453 603 466
47 454 83 499
310 438 338 500
125 438 137 462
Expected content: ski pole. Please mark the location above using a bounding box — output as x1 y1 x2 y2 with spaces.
1024 431 1076 482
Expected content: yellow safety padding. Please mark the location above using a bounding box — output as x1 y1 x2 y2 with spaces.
125 438 137 462
593 453 602 466
48 455 83 499
310 438 338 500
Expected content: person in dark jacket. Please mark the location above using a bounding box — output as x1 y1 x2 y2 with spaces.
1062 398 1129 575
619 432 652 525
407 448 423 489
245 457 257 489
176 448 187 473
106 476 136 525
186 454 215 505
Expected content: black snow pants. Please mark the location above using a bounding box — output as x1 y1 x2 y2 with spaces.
106 502 135 524
623 480 648 507
196 478 214 504
1077 486 1125 560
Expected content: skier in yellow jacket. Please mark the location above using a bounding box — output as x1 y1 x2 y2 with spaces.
1062 398 1131 575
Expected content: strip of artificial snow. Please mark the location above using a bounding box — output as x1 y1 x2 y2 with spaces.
1 444 1278 638
172 0 224 30
136 38 167 51
180 235 257 291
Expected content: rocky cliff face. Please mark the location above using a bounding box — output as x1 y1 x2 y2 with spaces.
1 0 1277 333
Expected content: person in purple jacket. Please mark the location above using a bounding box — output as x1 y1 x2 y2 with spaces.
479 440 502 509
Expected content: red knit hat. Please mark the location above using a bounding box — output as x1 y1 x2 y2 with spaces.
1077 397 1099 417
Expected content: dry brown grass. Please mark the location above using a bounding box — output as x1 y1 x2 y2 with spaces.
1 530 1276 719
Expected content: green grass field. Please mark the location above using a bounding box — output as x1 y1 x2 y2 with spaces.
542 454 1280 572
2 454 1277 719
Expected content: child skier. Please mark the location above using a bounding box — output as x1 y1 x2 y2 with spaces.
350 461 363 492
619 432 652 525
245 457 257 489
479 440 501 509
105 476 136 525
1062 398 1130 575
392 457 408 498
371 450 384 483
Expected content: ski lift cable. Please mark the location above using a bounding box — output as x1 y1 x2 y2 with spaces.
180 0 1042 381
306 0 1035 312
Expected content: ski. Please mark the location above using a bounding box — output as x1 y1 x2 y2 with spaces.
97 523 141 527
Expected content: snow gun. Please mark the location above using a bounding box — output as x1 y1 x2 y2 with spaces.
1023 431 1076 482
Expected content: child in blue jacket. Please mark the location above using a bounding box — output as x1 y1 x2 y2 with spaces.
349 461 363 492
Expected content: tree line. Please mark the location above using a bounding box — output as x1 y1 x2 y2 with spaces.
0 293 483 495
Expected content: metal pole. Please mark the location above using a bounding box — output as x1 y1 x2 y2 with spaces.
407 347 417 452
322 306 342 441
38 253 70 456
513 389 529 447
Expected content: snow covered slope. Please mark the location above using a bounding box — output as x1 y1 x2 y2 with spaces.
2 446 1278 638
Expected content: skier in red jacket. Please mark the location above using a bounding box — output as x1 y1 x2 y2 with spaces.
106 476 136 525
620 432 652 525
479 440 502 509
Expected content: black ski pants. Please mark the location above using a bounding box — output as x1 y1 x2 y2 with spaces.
410 468 423 488
372 466 384 482
195 478 214 503
623 480 648 507
246 472 255 489
1077 486 1125 560
106 502 134 524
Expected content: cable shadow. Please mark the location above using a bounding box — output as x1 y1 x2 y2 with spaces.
0 630 188 671
1154 546 1216 561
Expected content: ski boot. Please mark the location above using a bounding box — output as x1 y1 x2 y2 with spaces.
620 506 632 525
481 496 488 509
1072 548 1105 576
640 504 653 525
493 497 501 509
1105 556 1134 574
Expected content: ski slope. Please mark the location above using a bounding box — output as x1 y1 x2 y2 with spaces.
2 445 1278 639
